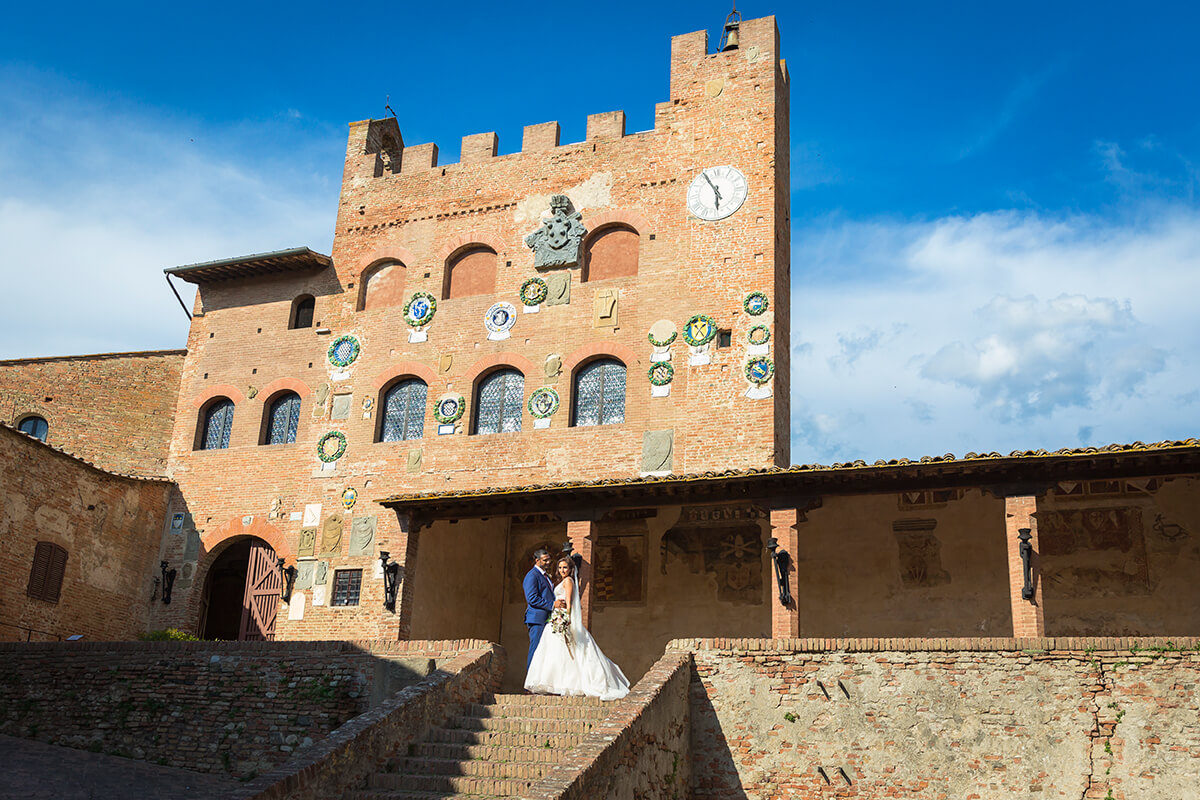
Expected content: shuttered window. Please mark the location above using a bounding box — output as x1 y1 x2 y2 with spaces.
27 542 67 603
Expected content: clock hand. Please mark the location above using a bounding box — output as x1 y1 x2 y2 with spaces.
702 172 722 208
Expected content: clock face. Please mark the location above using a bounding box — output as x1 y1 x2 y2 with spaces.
687 165 748 221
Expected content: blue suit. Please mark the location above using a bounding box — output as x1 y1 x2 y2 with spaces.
524 566 556 671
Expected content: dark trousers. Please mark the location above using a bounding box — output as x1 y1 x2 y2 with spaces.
526 621 546 671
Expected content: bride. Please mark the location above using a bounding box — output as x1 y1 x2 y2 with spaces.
524 556 630 700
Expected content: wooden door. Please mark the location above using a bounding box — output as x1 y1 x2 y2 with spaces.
239 541 281 641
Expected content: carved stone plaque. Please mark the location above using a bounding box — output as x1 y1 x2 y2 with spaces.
298 527 317 557
524 194 587 270
321 513 344 556
407 449 423 473
331 393 353 420
183 529 201 561
642 430 673 473
594 288 618 328
544 354 562 379
295 561 315 591
313 383 330 418
439 354 453 374
350 516 377 556
545 272 571 306
315 561 329 586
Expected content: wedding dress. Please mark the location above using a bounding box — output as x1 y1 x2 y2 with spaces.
524 573 630 700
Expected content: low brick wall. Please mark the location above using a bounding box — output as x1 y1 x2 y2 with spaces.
244 642 505 800
525 651 692 800
0 639 486 781
673 636 1200 800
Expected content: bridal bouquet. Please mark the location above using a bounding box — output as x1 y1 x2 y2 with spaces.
549 607 575 659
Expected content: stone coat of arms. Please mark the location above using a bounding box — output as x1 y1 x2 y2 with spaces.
525 195 587 270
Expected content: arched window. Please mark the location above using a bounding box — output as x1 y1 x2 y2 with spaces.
572 359 626 427
582 225 639 282
263 392 301 445
17 415 49 442
379 378 428 442
444 246 497 299
359 262 406 311
198 398 235 450
290 295 315 329
473 368 524 434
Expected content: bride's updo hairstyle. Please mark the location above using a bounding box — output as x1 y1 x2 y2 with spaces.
555 556 574 579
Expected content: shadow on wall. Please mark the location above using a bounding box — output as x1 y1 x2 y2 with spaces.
687 666 750 800
0 639 443 781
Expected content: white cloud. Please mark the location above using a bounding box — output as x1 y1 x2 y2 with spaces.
790 207 1200 463
0 69 340 360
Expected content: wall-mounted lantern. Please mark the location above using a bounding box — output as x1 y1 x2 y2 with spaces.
1018 527 1035 600
160 561 176 605
765 537 793 607
380 551 400 613
277 557 297 603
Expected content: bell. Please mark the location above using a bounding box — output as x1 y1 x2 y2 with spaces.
723 24 739 50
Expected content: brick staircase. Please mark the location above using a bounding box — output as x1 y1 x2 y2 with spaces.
346 692 607 799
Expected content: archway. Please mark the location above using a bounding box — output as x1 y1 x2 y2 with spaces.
200 537 281 640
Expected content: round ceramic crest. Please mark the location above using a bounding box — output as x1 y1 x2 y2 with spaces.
683 314 718 347
484 302 517 335
433 394 466 424
528 387 560 419
404 292 437 327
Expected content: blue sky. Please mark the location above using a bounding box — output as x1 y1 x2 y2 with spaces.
2 1 1197 463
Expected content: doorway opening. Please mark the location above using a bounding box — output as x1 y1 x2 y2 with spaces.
200 537 281 640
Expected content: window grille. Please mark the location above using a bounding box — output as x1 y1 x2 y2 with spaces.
380 379 427 441
27 542 67 603
572 359 626 427
18 415 49 442
200 399 234 450
265 393 301 445
473 369 524 434
331 569 362 606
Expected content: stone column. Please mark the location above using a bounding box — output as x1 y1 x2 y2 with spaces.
566 519 597 629
769 508 800 638
1004 495 1045 637
393 512 420 641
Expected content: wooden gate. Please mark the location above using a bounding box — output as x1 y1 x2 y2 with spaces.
239 540 281 641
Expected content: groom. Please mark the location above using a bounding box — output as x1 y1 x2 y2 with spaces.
523 548 565 672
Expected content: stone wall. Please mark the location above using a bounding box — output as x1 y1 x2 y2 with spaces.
526 650 692 800
0 350 184 476
0 425 172 642
245 642 504 800
0 639 485 781
677 637 1200 800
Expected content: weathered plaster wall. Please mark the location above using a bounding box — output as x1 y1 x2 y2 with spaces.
408 518 507 642
795 489 1013 637
0 639 477 782
680 637 1200 800
0 350 183 476
0 426 171 642
1039 476 1200 636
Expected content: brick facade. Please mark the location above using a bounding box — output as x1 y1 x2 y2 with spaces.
0 350 184 476
157 17 791 643
0 425 172 642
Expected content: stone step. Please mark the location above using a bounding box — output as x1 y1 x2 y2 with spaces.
412 742 564 763
445 714 597 735
463 702 605 720
423 726 585 749
345 791 511 800
392 757 551 779
482 692 605 708
366 772 535 796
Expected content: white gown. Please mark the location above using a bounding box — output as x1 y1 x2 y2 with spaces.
524 578 630 700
